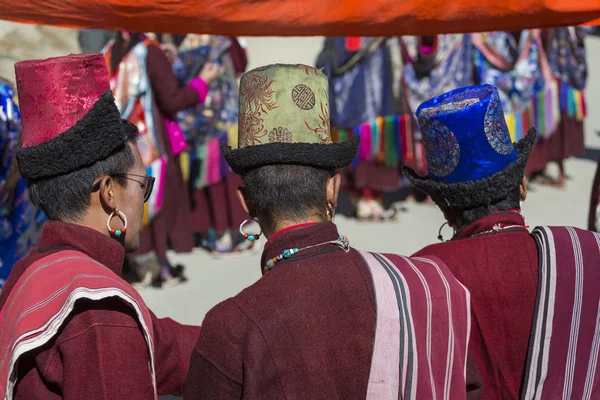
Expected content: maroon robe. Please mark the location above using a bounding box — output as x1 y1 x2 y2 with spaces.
0 221 200 399
548 112 586 163
191 172 247 234
184 221 482 399
414 212 538 399
522 226 600 399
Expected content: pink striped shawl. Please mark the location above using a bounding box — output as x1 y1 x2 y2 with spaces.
0 250 157 400
522 226 600 400
360 252 471 400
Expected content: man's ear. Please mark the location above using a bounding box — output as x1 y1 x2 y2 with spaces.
236 186 252 216
520 177 528 201
326 173 342 211
98 176 118 210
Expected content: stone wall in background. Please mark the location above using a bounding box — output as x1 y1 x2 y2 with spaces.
0 21 79 84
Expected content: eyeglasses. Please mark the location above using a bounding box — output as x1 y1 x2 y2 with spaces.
91 174 156 203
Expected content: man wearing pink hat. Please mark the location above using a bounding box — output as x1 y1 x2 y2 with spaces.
0 54 199 399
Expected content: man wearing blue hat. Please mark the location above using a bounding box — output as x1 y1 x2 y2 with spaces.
405 84 600 399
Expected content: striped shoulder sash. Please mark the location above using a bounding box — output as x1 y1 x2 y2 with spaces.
522 226 600 400
360 251 471 400
0 250 157 400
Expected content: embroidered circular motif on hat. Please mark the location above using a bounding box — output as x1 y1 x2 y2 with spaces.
419 117 460 178
268 127 293 143
484 92 514 155
291 84 316 110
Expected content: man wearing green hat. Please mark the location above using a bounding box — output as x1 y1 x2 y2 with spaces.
184 64 482 399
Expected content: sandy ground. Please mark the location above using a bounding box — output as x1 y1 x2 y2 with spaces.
141 36 600 326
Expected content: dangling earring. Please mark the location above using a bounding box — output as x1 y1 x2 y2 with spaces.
437 221 452 243
327 203 335 221
240 217 262 241
107 210 128 237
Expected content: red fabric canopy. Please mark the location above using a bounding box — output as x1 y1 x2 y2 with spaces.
3 0 600 36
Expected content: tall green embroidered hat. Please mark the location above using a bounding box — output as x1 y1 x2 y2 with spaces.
221 64 360 174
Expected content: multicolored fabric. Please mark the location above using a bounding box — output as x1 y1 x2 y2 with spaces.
547 27 588 91
415 84 516 184
403 35 474 119
237 64 332 147
0 250 157 400
174 35 238 189
0 81 46 291
317 37 395 131
473 31 545 115
360 251 471 399
105 40 166 224
522 226 600 400
318 37 408 168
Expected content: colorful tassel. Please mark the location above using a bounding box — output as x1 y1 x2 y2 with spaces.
537 90 545 136
376 117 385 163
575 90 584 121
505 113 516 143
384 116 398 167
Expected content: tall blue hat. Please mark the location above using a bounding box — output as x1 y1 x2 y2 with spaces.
403 84 536 209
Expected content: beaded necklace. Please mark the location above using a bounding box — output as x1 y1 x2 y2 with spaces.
263 235 350 273
469 223 529 238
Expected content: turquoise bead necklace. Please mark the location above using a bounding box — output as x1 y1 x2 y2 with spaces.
263 235 350 273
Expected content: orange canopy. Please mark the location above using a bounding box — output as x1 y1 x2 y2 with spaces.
3 0 600 36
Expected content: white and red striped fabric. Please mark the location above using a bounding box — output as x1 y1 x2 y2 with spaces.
361 252 471 400
0 250 157 400
522 226 600 400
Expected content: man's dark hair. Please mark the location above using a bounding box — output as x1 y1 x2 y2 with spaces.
441 185 521 228
28 123 139 222
241 164 334 233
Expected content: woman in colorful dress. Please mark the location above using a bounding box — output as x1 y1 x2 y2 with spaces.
0 79 46 292
540 27 590 186
105 32 222 286
472 30 550 182
317 37 401 222
401 34 473 201
172 34 254 256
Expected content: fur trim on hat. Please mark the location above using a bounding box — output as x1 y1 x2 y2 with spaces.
16 91 126 180
221 134 360 175
403 128 536 210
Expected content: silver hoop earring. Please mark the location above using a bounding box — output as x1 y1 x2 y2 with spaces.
107 210 128 237
437 221 454 243
240 218 262 241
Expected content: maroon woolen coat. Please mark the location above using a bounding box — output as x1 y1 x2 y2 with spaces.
184 222 482 399
0 221 200 399
414 212 538 400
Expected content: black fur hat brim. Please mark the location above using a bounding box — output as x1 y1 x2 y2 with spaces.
17 91 126 180
403 128 536 210
221 134 360 175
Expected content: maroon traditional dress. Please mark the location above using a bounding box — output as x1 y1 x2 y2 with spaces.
414 213 537 399
134 43 207 257
414 213 600 399
0 222 200 399
184 222 482 399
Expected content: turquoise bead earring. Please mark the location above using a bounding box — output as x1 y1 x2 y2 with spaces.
107 210 128 238
240 218 262 241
